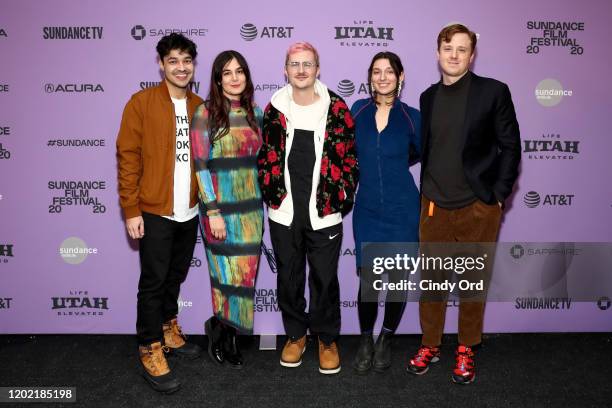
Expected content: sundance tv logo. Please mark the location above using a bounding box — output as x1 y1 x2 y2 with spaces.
130 25 208 41
45 83 104 93
140 80 200 93
42 26 103 40
239 23 293 41
523 191 574 208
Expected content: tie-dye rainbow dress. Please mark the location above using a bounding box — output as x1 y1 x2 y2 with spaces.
190 99 263 333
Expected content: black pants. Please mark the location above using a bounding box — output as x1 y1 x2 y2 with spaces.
269 216 343 345
136 212 198 345
357 268 408 333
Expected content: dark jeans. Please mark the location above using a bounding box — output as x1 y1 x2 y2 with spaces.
419 196 501 347
136 212 198 345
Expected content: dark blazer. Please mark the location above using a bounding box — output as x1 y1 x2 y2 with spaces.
419 72 521 205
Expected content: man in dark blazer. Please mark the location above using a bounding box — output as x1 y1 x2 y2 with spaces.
406 24 520 384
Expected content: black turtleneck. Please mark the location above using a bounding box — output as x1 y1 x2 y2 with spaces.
422 71 476 209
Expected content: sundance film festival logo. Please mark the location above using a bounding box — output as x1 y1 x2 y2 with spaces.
42 26 103 40
45 83 104 93
59 237 98 265
130 25 208 41
52 290 108 317
523 191 574 208
0 143 10 160
0 84 8 92
0 297 12 309
334 20 394 47
523 133 579 160
254 288 279 312
190 257 202 268
140 80 200 93
239 23 293 41
48 180 107 214
526 21 584 55
535 79 572 107
0 244 14 263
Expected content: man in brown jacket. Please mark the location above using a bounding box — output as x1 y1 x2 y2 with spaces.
116 33 203 394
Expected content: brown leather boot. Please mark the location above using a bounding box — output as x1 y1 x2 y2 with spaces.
318 339 341 374
163 318 201 359
280 335 306 367
138 342 180 394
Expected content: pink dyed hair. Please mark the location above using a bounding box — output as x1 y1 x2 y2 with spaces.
285 41 320 66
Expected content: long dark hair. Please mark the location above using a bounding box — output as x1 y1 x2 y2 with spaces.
367 51 404 105
207 50 258 143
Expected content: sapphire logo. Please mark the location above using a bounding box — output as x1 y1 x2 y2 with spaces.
337 79 355 97
131 25 208 40
131 25 146 40
597 296 611 310
240 23 258 41
510 244 525 259
524 191 541 208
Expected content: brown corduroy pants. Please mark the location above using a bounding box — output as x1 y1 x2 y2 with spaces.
418 196 502 347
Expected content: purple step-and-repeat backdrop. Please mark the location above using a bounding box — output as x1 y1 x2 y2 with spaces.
1 0 611 335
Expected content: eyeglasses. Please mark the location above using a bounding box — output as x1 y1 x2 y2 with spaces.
286 61 317 71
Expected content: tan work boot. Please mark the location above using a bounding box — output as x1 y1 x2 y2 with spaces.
138 342 180 394
318 339 341 374
280 335 307 367
163 318 201 359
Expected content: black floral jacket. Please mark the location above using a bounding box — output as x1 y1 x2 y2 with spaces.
257 91 359 217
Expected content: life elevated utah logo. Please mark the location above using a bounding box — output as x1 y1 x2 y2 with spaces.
52 290 109 317
334 20 394 47
523 133 579 160
523 191 574 208
42 26 103 40
239 23 293 41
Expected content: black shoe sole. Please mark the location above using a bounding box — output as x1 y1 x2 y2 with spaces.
353 365 372 375
141 373 181 394
373 364 391 372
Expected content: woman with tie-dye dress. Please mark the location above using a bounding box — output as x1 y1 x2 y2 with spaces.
190 50 263 369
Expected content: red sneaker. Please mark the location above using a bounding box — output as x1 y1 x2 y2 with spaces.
407 345 440 375
452 345 476 384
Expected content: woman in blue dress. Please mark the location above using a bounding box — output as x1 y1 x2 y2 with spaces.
350 52 421 373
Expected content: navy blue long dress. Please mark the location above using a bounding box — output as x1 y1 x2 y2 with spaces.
351 97 421 332
351 97 421 267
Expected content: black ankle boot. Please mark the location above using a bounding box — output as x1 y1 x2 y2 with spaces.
352 333 374 374
204 316 224 365
373 331 393 372
223 325 244 369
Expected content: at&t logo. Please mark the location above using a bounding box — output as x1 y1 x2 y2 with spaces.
240 23 293 41
523 191 574 208
336 79 370 98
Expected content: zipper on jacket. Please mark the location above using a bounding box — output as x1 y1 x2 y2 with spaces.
377 131 384 205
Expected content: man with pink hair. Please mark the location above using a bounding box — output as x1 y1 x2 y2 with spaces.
257 42 358 374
